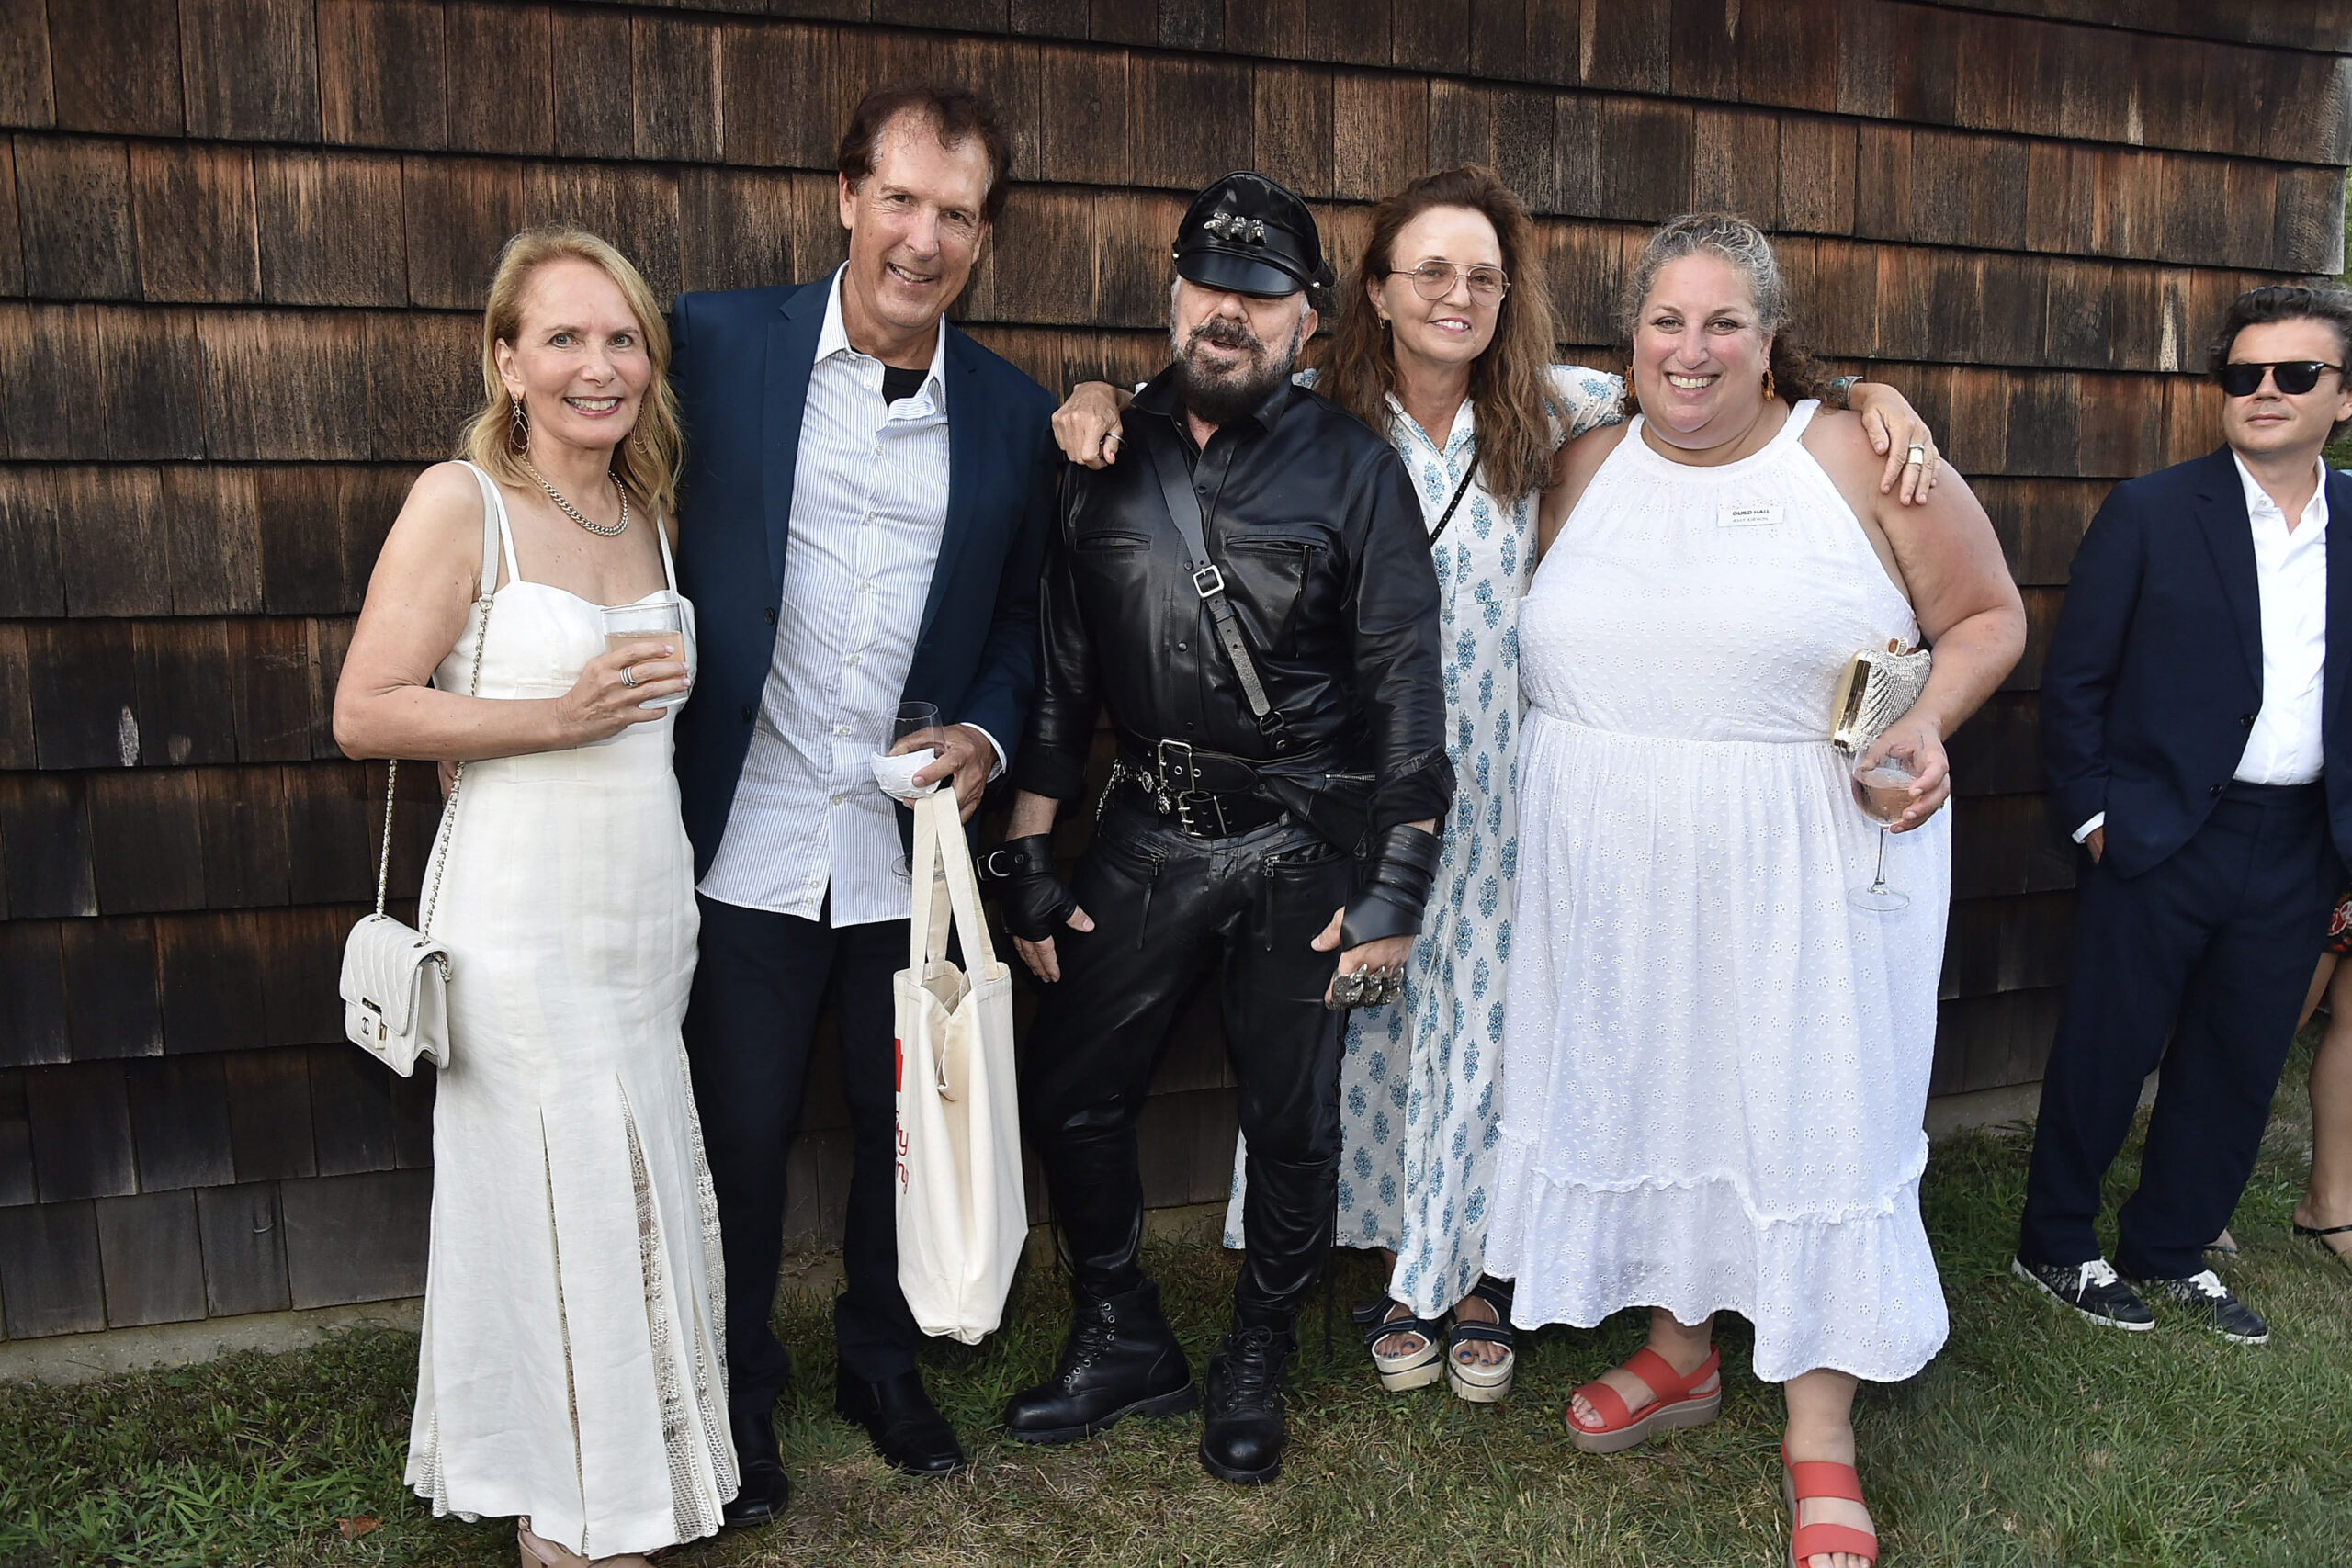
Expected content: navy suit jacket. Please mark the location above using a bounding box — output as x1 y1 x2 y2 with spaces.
2041 446 2352 879
667 274 1060 879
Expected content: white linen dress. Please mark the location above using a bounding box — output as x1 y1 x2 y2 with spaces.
1225 366 1625 1319
405 466 737 1557
1484 404 1951 1383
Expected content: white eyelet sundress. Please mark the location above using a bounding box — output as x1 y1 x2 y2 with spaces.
1483 402 1951 1383
405 463 738 1556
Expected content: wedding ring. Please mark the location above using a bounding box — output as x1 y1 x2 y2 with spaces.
621 665 639 688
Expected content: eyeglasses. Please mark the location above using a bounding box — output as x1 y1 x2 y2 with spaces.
1390 261 1510 302
2217 359 2346 398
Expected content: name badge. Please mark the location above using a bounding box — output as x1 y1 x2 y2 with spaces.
1719 502 1782 529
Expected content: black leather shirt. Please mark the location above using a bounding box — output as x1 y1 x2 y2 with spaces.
1014 367 1453 842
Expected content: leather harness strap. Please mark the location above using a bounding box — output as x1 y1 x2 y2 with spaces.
1135 414 1288 741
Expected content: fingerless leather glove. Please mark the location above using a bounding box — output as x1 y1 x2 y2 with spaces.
980 833 1077 942
1339 823 1442 947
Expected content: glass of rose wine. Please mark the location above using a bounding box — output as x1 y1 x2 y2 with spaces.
1849 748 1917 912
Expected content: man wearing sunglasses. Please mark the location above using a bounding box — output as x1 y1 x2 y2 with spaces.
2018 284 2352 1346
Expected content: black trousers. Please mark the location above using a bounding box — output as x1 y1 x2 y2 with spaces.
683 894 921 1423
2019 782 2339 1280
1023 801 1356 1327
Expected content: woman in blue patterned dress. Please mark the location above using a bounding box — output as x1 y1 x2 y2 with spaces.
1051 166 1940 1403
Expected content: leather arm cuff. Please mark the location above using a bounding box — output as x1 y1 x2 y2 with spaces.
1339 824 1442 948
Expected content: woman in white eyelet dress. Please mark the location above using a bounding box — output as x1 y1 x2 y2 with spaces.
1488 398 1954 1380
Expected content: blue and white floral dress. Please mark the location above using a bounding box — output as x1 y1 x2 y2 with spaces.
1224 364 1625 1318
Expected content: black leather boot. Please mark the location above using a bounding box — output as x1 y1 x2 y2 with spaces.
1005 1280 1197 1443
1198 1322 1295 1483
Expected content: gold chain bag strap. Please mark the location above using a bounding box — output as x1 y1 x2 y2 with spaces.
337 464 501 1075
1830 637 1932 758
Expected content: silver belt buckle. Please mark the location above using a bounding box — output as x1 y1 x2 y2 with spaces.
1151 739 1223 836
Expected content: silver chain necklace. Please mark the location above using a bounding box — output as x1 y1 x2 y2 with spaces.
521 460 628 537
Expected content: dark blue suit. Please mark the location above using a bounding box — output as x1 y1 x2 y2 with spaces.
668 274 1057 1414
2022 447 2352 1279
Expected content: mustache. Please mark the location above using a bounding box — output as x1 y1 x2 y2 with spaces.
1186 318 1264 355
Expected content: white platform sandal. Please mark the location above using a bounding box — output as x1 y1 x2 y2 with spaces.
1353 1297 1448 1392
1444 1277 1516 1404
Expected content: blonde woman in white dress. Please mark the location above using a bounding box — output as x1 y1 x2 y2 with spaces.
1488 213 2022 1568
334 227 736 1567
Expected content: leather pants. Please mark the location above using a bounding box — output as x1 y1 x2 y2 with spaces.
1023 800 1352 1327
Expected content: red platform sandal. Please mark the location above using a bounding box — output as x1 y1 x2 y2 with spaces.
1564 1344 1722 1453
1781 1445 1880 1567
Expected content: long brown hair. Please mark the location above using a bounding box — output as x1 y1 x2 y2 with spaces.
461 225 684 522
1621 212 1825 405
1314 165 1563 501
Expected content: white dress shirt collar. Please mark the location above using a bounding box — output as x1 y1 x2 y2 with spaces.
2232 450 2329 536
816 266 950 414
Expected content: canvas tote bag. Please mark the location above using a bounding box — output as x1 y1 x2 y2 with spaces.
894 786 1027 1342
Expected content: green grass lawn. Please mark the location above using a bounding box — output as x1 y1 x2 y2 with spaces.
6 1044 2349 1568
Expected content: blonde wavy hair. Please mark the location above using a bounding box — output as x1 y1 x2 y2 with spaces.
461 225 683 521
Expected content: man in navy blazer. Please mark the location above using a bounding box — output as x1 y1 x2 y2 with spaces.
668 86 1057 1516
2018 284 2352 1347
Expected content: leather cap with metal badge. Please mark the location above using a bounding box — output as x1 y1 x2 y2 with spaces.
1171 171 1334 299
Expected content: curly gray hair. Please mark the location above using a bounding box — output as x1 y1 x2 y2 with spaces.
1619 211 1789 340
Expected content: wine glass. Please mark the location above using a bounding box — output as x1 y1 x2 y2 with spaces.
891 701 944 760
1849 748 1917 912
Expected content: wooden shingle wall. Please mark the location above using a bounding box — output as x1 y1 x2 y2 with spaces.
1 0 2346 1339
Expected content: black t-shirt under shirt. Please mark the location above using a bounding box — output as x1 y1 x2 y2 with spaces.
881 364 925 406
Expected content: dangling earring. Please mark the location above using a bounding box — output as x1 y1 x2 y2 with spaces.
1761 367 1777 402
508 398 529 454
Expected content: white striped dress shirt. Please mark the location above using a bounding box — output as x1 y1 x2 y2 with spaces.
698 269 978 926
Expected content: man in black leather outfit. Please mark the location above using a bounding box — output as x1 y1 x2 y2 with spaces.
984 171 1453 1484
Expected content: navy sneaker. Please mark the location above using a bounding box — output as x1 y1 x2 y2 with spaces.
2132 1269 2270 1345
2011 1255 2155 1331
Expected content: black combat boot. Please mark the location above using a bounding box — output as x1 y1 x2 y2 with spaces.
1198 1321 1295 1483
1004 1280 1197 1443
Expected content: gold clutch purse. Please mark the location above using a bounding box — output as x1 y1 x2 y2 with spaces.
1831 638 1932 757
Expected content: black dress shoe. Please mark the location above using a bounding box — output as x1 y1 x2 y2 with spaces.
835 1369 967 1475
1198 1323 1294 1484
1006 1280 1197 1444
721 1404 791 1528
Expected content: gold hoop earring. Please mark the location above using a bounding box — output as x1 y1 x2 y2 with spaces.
1761 367 1777 402
508 398 529 454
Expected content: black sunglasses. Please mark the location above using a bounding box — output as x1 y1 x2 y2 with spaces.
2217 359 2347 398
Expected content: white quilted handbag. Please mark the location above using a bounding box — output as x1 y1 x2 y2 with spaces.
337 464 500 1077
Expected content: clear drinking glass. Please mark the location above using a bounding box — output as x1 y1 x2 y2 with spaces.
1849 749 1917 912
600 598 688 709
892 701 944 759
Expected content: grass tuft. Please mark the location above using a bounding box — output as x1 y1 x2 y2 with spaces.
6 1040 2350 1566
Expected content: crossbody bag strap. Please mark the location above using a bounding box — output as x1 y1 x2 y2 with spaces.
368 466 500 938
1424 445 1478 547
1133 416 1287 739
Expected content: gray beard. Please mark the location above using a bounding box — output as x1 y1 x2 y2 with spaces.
1172 321 1303 427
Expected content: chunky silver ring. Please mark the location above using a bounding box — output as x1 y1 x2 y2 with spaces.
621 665 639 688
1905 443 1927 467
